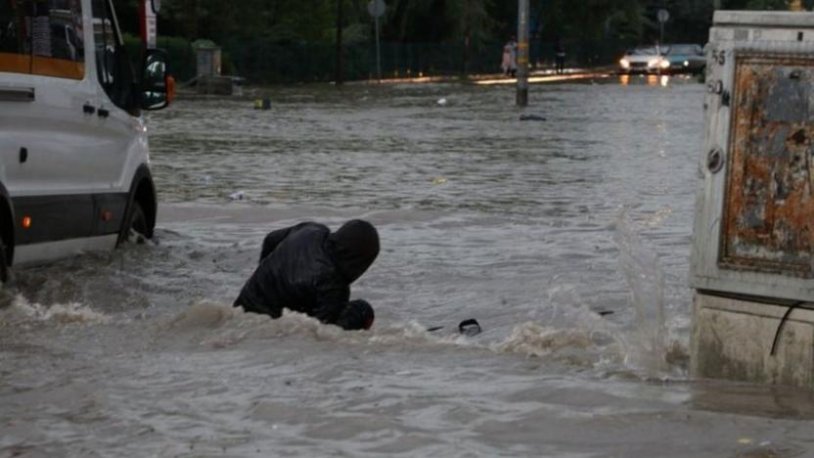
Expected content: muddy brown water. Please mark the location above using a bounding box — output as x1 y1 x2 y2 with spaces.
2 77 814 457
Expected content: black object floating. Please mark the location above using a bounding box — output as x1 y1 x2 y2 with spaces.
427 326 444 332
458 319 482 336
519 114 547 122
597 310 615 317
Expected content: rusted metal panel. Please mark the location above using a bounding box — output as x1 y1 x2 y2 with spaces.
691 12 814 302
720 55 814 277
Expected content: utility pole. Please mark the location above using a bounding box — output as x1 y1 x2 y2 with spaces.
463 0 470 77
335 0 344 85
516 0 529 106
374 11 381 80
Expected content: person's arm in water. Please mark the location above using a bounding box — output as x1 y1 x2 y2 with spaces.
311 280 349 325
312 280 374 330
259 222 310 262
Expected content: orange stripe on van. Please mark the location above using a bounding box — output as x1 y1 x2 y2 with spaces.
0 52 32 74
31 57 84 80
0 53 85 79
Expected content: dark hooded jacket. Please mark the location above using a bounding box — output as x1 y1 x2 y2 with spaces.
234 220 379 330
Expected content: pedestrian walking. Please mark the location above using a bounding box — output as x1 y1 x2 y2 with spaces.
555 38 566 74
501 36 518 77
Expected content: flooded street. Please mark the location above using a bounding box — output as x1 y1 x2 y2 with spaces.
3 77 814 457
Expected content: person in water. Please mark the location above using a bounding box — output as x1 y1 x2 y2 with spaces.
234 220 379 331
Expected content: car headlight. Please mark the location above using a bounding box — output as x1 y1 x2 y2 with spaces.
620 58 630 69
648 58 659 68
684 60 690 67
660 59 671 69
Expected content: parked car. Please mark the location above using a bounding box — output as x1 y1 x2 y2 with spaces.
0 0 173 284
619 45 670 74
662 44 706 74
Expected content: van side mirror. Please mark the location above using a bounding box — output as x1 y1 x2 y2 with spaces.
140 49 174 110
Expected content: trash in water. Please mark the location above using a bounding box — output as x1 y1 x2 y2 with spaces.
458 319 482 336
432 177 448 185
519 114 547 121
427 326 444 332
254 98 271 110
597 310 615 317
229 191 246 201
437 98 448 106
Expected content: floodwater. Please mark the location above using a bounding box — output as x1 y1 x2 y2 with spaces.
3 75 814 457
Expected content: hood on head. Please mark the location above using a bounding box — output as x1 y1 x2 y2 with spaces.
328 220 379 282
335 299 375 330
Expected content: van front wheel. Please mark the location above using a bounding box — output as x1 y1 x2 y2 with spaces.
124 201 148 244
0 240 8 284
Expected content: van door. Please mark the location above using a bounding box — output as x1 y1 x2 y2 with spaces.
91 0 144 191
0 0 100 245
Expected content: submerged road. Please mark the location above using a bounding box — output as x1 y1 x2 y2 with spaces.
2 78 813 457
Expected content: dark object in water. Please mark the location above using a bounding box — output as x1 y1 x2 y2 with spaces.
427 326 444 332
458 319 482 336
254 98 271 110
519 114 546 122
597 310 615 317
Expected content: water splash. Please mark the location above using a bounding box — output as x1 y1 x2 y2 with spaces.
613 207 671 376
0 295 111 327
493 323 591 355
158 301 669 373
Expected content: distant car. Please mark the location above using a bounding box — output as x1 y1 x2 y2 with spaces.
619 45 670 74
662 44 706 74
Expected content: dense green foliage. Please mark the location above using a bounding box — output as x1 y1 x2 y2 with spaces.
112 0 807 83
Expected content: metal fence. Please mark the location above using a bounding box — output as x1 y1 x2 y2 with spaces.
145 37 631 85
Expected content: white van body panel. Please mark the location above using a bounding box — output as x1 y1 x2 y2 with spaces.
14 235 118 265
0 0 158 268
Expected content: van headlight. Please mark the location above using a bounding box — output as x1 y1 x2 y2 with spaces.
660 59 671 69
648 58 660 68
620 58 630 69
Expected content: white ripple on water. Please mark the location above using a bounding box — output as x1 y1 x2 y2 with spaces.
0 295 111 327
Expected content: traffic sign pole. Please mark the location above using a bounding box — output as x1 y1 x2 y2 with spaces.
517 0 529 107
657 9 670 44
368 0 386 82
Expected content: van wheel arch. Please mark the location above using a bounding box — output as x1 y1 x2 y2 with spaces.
0 184 15 281
118 165 157 246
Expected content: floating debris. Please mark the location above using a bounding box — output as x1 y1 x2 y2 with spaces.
459 319 482 336
254 98 271 110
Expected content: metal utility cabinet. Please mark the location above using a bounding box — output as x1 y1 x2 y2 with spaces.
691 11 814 387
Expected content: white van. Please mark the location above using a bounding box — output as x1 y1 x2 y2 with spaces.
0 0 172 283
